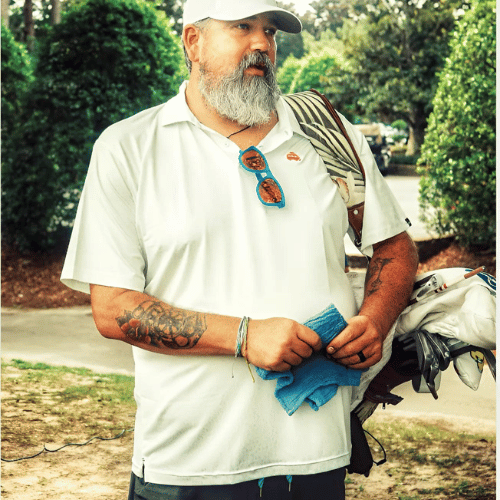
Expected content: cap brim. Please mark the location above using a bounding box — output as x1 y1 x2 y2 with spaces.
184 6 302 34
263 8 302 33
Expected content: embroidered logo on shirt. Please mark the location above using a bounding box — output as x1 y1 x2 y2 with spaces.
286 152 301 162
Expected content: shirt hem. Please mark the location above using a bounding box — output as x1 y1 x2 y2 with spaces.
132 455 350 486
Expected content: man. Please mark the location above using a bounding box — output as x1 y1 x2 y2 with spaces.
61 0 418 498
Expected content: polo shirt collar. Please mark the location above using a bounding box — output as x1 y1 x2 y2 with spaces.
159 81 199 128
275 96 311 140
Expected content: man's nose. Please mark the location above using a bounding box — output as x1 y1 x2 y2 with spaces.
249 29 273 53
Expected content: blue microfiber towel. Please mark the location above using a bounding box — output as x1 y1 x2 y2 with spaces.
255 304 363 416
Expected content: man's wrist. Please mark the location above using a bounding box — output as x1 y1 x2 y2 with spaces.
235 316 250 357
355 312 390 341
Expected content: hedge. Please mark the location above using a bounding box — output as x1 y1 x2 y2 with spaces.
2 0 183 252
417 0 496 249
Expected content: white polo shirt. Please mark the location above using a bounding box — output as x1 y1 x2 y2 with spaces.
62 82 408 486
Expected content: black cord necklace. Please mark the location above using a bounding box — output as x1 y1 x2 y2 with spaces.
227 125 251 139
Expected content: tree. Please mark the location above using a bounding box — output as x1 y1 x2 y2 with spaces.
418 0 495 250
2 0 183 252
277 55 304 94
2 0 9 27
1 23 33 142
301 0 364 39
274 2 305 67
23 0 35 51
278 50 340 97
328 0 465 155
50 0 61 24
8 0 73 44
148 0 183 34
276 29 305 68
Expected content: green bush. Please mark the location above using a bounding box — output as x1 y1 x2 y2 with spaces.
277 55 304 94
278 51 339 97
390 155 420 166
1 24 33 142
417 0 496 250
2 0 183 252
275 30 305 69
391 119 408 132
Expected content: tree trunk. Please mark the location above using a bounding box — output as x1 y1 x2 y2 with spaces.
2 0 9 28
51 0 61 25
23 0 35 52
406 105 427 156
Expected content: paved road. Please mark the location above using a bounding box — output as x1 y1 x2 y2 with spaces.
2 306 496 424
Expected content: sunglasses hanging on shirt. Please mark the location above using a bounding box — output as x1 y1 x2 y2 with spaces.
238 146 285 209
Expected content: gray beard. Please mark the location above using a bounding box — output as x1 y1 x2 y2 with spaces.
198 52 281 127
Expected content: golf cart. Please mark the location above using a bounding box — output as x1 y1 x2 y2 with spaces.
355 123 391 175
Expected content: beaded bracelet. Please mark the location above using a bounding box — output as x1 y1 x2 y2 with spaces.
235 316 249 358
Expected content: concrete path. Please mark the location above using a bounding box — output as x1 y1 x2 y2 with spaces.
2 306 496 424
2 306 134 376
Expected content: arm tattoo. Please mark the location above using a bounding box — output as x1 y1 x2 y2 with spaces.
365 257 393 297
116 301 207 349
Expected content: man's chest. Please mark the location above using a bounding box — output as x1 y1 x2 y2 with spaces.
134 133 347 253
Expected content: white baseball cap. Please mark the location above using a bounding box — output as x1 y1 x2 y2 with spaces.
183 0 302 34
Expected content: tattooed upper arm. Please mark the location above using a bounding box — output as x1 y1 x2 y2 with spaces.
116 300 207 349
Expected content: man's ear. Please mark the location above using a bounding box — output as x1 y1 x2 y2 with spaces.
183 25 203 66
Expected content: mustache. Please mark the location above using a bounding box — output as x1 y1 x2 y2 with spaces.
240 51 275 77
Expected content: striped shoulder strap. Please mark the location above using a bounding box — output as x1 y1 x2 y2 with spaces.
283 89 366 248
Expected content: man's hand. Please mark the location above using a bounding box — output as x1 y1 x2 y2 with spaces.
245 318 323 372
325 231 418 369
325 315 384 369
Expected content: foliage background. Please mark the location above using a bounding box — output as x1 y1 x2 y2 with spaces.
326 0 463 154
2 0 184 252
278 50 339 97
1 0 495 252
1 23 33 155
417 0 496 250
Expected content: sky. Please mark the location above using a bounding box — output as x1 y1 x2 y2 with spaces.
290 0 314 15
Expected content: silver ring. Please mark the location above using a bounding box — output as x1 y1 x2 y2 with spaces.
357 351 367 363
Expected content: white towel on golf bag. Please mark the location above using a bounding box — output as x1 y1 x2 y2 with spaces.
349 268 496 409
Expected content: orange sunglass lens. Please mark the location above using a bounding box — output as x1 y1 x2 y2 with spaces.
259 179 283 204
241 150 266 171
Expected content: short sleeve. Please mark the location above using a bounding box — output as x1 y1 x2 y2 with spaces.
61 139 146 294
340 115 410 256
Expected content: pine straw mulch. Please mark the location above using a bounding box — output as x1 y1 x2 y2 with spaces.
1 239 496 309
1 247 91 309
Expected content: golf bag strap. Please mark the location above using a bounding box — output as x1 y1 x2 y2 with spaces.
283 89 366 247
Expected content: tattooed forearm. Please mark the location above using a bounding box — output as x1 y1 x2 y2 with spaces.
116 301 207 349
365 257 393 297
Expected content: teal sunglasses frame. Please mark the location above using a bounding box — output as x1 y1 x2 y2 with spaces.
238 146 285 209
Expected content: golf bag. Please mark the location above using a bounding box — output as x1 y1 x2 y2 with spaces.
347 267 496 476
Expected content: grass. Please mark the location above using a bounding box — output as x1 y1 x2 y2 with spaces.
346 417 496 499
2 359 136 455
